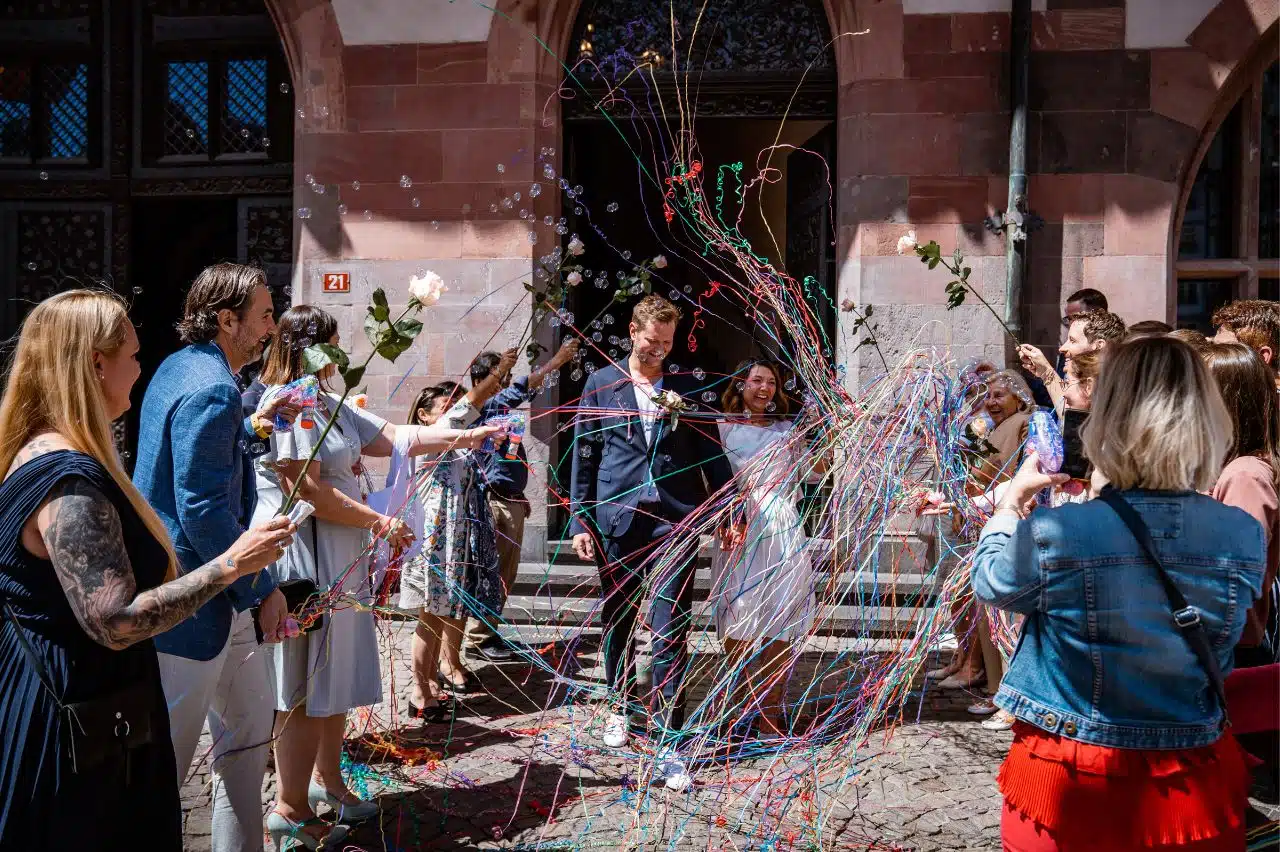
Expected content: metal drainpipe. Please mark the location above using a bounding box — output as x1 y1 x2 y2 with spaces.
1003 0 1032 347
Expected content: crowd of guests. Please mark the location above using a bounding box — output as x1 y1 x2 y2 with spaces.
0 262 1273 851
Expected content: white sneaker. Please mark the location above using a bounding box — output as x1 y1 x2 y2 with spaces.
601 712 630 748
661 755 692 792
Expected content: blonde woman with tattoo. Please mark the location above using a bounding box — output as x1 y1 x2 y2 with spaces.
0 290 296 850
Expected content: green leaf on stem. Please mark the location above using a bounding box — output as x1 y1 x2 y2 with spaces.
395 317 424 339
364 312 385 349
376 331 414 363
302 343 349 375
370 288 390 322
342 365 367 390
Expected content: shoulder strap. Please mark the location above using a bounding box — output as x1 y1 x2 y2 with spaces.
1 601 65 709
1098 488 1230 728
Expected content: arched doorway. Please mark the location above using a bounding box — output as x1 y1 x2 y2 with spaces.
550 0 837 532
1174 30 1278 331
0 0 295 460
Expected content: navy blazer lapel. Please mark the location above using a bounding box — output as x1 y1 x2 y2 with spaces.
609 362 648 449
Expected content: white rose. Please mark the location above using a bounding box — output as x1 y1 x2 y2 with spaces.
566 270 583 286
652 254 668 269
896 230 918 255
408 271 446 307
567 236 585 256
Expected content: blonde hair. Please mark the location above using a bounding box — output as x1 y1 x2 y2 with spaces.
0 291 179 581
1082 336 1231 492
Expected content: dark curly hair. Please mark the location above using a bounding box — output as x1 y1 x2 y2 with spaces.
176 263 266 344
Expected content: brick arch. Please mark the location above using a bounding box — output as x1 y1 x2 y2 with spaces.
262 0 346 132
1170 17 1280 259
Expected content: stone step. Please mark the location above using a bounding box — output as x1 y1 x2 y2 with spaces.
500 593 930 638
511 561 933 605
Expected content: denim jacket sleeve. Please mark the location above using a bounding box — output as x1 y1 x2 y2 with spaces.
971 511 1043 614
172 383 276 609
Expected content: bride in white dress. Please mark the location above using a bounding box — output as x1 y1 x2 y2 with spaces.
711 359 825 738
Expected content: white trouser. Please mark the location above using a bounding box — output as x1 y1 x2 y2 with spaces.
159 610 273 852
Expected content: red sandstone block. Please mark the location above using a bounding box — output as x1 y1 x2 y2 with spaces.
1101 174 1177 256
461 220 537 258
908 177 990 223
958 222 1005 256
1187 0 1275 65
842 78 1001 114
394 84 530 132
845 114 962 176
306 131 443 185
341 219 463 261
852 0 905 80
904 50 1004 80
1028 174 1105 222
951 13 1009 53
1149 49 1222 130
343 45 418 87
417 42 489 85
441 129 536 183
1033 9 1124 50
346 85 397 133
1081 255 1169 321
903 13 952 51
855 222 957 257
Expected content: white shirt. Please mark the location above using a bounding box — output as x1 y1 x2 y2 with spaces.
632 375 663 446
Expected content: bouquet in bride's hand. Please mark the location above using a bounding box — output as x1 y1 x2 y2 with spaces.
652 388 692 431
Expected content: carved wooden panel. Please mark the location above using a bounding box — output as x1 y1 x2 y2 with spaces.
238 196 292 313
571 0 835 76
0 202 111 335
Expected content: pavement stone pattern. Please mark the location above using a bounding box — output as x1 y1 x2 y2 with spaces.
178 622 1274 851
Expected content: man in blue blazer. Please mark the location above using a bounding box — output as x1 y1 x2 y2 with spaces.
570 294 735 750
134 263 295 852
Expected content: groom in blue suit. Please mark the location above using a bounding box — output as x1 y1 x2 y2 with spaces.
570 295 735 748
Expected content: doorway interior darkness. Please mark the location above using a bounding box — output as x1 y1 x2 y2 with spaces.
550 0 839 536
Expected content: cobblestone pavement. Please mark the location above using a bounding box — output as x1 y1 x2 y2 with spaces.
178 623 1276 851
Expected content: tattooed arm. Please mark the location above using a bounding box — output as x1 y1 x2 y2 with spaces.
38 477 296 650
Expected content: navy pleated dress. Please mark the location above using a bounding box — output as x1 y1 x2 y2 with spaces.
0 451 181 849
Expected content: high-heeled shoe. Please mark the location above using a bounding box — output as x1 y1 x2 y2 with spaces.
307 780 380 823
266 811 349 851
407 696 454 723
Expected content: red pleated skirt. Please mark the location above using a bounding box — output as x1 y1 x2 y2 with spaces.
999 722 1249 852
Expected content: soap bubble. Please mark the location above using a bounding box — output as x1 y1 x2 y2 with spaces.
573 185 583 194
591 332 602 342
668 363 680 374
399 175 412 188
606 202 619 213
497 163 506 174
542 164 555 180
585 362 597 374
411 197 420 208
302 173 313 184
765 401 777 412
313 183 326 195
25 261 36 271
683 285 693 293
578 445 592 458
574 206 583 215
701 391 717 402
279 82 290 94
501 197 513 209
693 368 706 381
514 191 522 202
352 180 361 190
530 183 542 198
297 207 312 219
622 250 631 260
543 215 554 226
363 210 372 220
603 314 614 324
555 223 568 235
337 204 348 215
571 369 583 381
431 220 440 229
528 231 538 243
784 377 797 392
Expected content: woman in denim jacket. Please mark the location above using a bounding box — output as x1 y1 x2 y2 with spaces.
972 336 1266 852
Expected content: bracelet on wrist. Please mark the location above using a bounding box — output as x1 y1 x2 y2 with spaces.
251 415 272 439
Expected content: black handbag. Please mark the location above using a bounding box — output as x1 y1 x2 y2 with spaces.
2 601 155 776
1098 488 1230 729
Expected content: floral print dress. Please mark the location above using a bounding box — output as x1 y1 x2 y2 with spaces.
396 398 503 621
